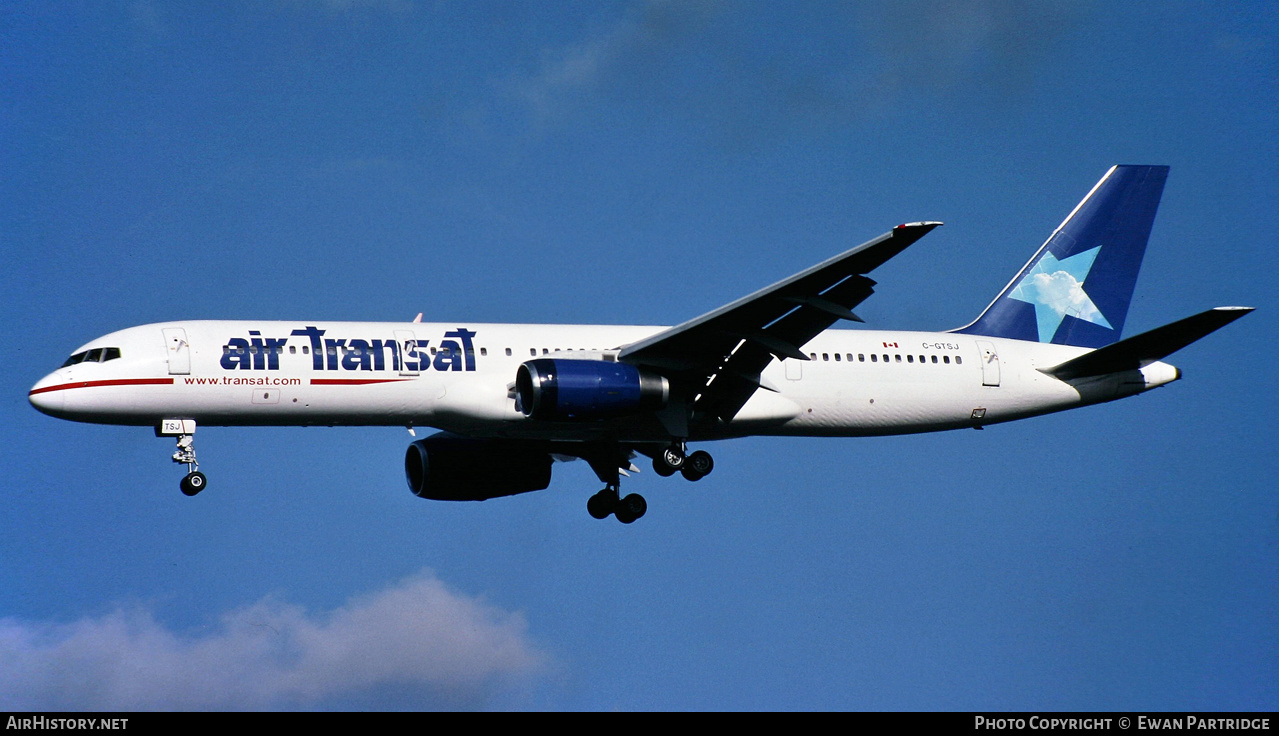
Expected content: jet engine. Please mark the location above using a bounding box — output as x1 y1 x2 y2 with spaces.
515 358 669 421
404 434 553 501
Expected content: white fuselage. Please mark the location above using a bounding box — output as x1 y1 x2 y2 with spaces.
28 320 1180 443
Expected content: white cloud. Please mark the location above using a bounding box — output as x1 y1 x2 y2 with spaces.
0 571 546 711
1029 270 1106 324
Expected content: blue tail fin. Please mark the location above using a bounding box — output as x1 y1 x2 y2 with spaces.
954 165 1169 348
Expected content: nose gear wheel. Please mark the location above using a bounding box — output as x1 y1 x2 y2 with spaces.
172 433 207 496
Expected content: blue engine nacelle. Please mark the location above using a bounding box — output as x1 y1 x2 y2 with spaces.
515 359 670 421
405 434 553 501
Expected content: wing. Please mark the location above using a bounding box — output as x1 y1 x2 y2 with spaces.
618 222 942 422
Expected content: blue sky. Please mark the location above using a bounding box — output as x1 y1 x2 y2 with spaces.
2 1 1276 711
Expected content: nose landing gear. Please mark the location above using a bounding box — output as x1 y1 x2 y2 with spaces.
159 419 206 496
173 434 206 496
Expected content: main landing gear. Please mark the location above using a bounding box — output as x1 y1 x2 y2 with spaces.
582 445 652 524
159 419 206 496
582 442 714 523
650 442 714 482
587 484 648 524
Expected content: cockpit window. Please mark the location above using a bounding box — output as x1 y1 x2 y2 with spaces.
60 347 122 367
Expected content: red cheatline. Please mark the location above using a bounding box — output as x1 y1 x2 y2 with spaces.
309 378 414 386
29 377 415 394
28 378 175 396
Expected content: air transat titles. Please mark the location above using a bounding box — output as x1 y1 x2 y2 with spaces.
219 326 479 373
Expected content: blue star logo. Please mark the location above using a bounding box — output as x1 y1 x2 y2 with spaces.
1009 246 1113 342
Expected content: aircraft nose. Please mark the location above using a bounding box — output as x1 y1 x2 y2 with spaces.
29 374 67 416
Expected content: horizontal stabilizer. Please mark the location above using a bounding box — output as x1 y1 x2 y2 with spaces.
1043 307 1253 380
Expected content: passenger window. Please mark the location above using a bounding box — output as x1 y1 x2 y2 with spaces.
907 355 914 363
289 346 297 354
955 356 962 365
895 355 902 363
870 354 878 363
834 353 841 362
505 348 512 356
822 353 829 361
943 355 950 364
857 354 864 362
931 355 937 363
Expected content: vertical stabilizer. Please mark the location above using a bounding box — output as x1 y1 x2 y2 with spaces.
954 165 1169 348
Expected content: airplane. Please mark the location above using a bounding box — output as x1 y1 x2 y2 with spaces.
28 165 1253 523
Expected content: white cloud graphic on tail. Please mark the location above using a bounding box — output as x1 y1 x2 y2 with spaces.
1009 246 1113 342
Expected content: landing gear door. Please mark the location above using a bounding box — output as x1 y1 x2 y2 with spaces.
976 340 1000 387
163 328 191 375
394 329 419 376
